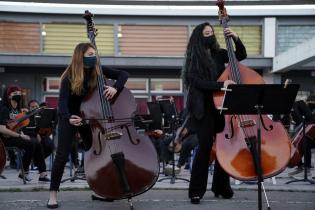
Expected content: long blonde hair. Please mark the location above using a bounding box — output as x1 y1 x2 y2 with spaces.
61 42 100 95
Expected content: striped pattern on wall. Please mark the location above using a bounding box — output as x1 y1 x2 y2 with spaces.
213 25 262 56
277 25 315 54
43 24 114 55
0 22 40 53
119 25 188 56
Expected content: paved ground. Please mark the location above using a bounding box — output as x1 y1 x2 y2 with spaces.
0 190 315 210
1 157 315 209
1 161 315 192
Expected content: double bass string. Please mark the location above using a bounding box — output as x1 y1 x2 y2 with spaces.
87 22 120 154
223 25 256 142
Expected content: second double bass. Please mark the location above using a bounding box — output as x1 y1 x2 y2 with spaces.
213 0 291 181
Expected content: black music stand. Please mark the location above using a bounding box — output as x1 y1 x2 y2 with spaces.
159 99 178 131
147 102 163 130
219 84 299 210
36 108 57 132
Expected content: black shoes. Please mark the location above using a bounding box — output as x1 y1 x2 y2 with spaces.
91 194 114 202
190 196 201 204
212 188 234 199
39 175 51 182
18 173 32 182
47 201 59 209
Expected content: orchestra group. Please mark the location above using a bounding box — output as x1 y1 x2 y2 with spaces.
1 8 315 210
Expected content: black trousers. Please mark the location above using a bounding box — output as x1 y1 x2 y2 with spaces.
297 136 315 168
50 119 76 191
304 136 315 168
3 136 46 173
49 118 89 191
40 136 55 159
30 138 47 173
188 108 230 199
177 134 198 167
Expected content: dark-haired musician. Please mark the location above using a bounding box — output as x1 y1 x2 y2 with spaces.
0 85 50 182
288 98 315 177
23 99 55 159
182 22 247 204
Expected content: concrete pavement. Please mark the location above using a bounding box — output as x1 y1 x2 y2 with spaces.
0 162 314 193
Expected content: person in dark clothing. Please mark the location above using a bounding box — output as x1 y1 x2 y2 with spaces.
288 99 315 176
23 99 55 159
0 85 50 182
47 42 129 208
182 22 247 204
174 109 197 170
176 133 198 170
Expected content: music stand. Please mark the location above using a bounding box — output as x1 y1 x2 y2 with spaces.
219 84 299 210
159 99 178 131
36 108 57 132
147 102 163 130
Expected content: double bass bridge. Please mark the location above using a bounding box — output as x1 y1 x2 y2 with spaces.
239 119 256 128
101 131 123 141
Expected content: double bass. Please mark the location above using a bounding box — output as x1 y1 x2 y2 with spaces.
213 0 291 181
80 11 159 206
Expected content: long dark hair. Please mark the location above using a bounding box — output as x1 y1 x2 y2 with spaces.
182 22 220 88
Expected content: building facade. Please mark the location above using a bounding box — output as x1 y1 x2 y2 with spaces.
0 0 315 112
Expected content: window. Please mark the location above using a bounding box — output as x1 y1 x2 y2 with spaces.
150 78 182 93
134 96 150 114
46 77 61 92
125 78 148 93
43 95 59 108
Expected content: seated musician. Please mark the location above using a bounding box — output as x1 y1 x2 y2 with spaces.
288 98 315 177
23 99 55 159
175 117 198 172
0 85 50 182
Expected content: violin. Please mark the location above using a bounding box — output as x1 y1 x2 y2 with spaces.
6 107 43 132
38 128 53 137
144 130 163 138
168 116 190 153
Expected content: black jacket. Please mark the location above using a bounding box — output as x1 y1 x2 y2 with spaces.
58 66 128 120
186 38 247 132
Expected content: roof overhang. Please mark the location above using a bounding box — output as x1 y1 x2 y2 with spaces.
0 54 271 70
1 1 315 16
273 37 315 73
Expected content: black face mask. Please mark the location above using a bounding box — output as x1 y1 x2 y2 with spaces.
204 36 216 49
83 56 97 69
11 95 21 103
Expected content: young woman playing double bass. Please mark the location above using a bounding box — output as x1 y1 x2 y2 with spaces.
47 42 128 208
182 22 247 204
